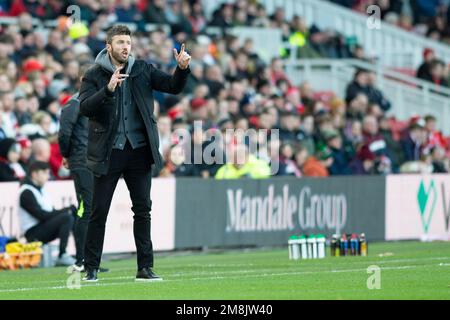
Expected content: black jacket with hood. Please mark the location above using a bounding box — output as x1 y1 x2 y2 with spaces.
79 49 190 176
58 93 89 169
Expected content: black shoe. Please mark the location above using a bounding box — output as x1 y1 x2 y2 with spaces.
98 267 109 273
82 269 98 282
135 268 163 282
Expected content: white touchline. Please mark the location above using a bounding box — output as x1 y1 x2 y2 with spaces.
0 262 448 294
1 255 449 288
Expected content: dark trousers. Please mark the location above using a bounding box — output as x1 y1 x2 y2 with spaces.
71 167 93 265
25 212 74 257
84 141 153 271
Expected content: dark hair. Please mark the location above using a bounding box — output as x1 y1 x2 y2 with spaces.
430 59 445 69
106 25 131 44
354 68 368 79
79 63 93 80
424 114 436 122
29 161 50 174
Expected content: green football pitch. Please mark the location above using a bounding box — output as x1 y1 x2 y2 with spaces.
0 241 449 300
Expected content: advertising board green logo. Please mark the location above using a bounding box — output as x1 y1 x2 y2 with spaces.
417 180 437 234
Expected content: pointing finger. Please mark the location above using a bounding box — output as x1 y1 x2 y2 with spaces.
180 43 185 54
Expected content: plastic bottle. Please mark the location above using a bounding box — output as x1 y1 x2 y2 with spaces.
360 233 368 256
288 235 300 260
288 235 296 260
316 234 326 259
340 233 348 256
299 235 308 259
307 234 315 259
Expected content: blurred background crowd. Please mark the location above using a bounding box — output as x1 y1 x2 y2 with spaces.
0 0 449 181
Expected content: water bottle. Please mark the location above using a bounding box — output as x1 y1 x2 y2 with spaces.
288 236 294 260
359 233 368 256
316 234 326 259
350 234 359 256
340 234 348 256
330 234 339 257
312 235 318 259
288 235 300 260
299 235 308 259
307 234 315 259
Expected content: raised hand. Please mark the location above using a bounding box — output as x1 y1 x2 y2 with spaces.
107 67 129 92
173 44 191 70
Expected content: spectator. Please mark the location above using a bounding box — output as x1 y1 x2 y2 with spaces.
417 48 436 80
210 3 234 28
379 117 403 171
298 114 315 155
0 110 7 140
429 146 448 173
144 0 169 24
366 71 391 112
158 114 173 156
349 141 392 175
215 144 271 179
30 138 51 164
422 59 449 87
160 143 200 177
0 90 17 138
293 145 309 176
17 135 32 171
18 161 76 267
276 142 301 176
303 146 333 177
346 119 364 150
401 120 428 162
345 69 369 104
14 94 32 126
115 0 142 24
0 138 26 181
278 110 302 142
424 114 447 150
323 129 352 175
346 93 369 121
189 0 207 34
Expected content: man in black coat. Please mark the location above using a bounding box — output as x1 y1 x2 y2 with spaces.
79 25 190 282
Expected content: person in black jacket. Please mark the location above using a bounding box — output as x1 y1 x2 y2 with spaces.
345 69 369 104
0 138 26 182
78 25 190 282
58 64 108 273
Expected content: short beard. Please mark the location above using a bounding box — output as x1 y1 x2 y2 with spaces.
111 49 128 65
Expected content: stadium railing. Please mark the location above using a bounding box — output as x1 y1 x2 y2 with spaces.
270 0 450 68
203 0 450 69
285 58 450 134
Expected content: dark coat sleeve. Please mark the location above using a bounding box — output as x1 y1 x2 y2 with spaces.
20 189 68 222
58 99 79 158
401 138 416 162
79 68 114 118
0 163 19 182
148 64 190 95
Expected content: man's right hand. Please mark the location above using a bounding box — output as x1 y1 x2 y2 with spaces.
107 67 129 92
62 157 69 169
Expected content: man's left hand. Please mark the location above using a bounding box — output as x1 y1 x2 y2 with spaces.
173 43 191 70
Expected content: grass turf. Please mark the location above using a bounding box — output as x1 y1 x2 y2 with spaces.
0 241 449 300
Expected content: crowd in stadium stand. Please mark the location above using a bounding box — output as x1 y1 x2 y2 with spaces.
0 0 449 182
329 0 450 88
330 0 450 45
